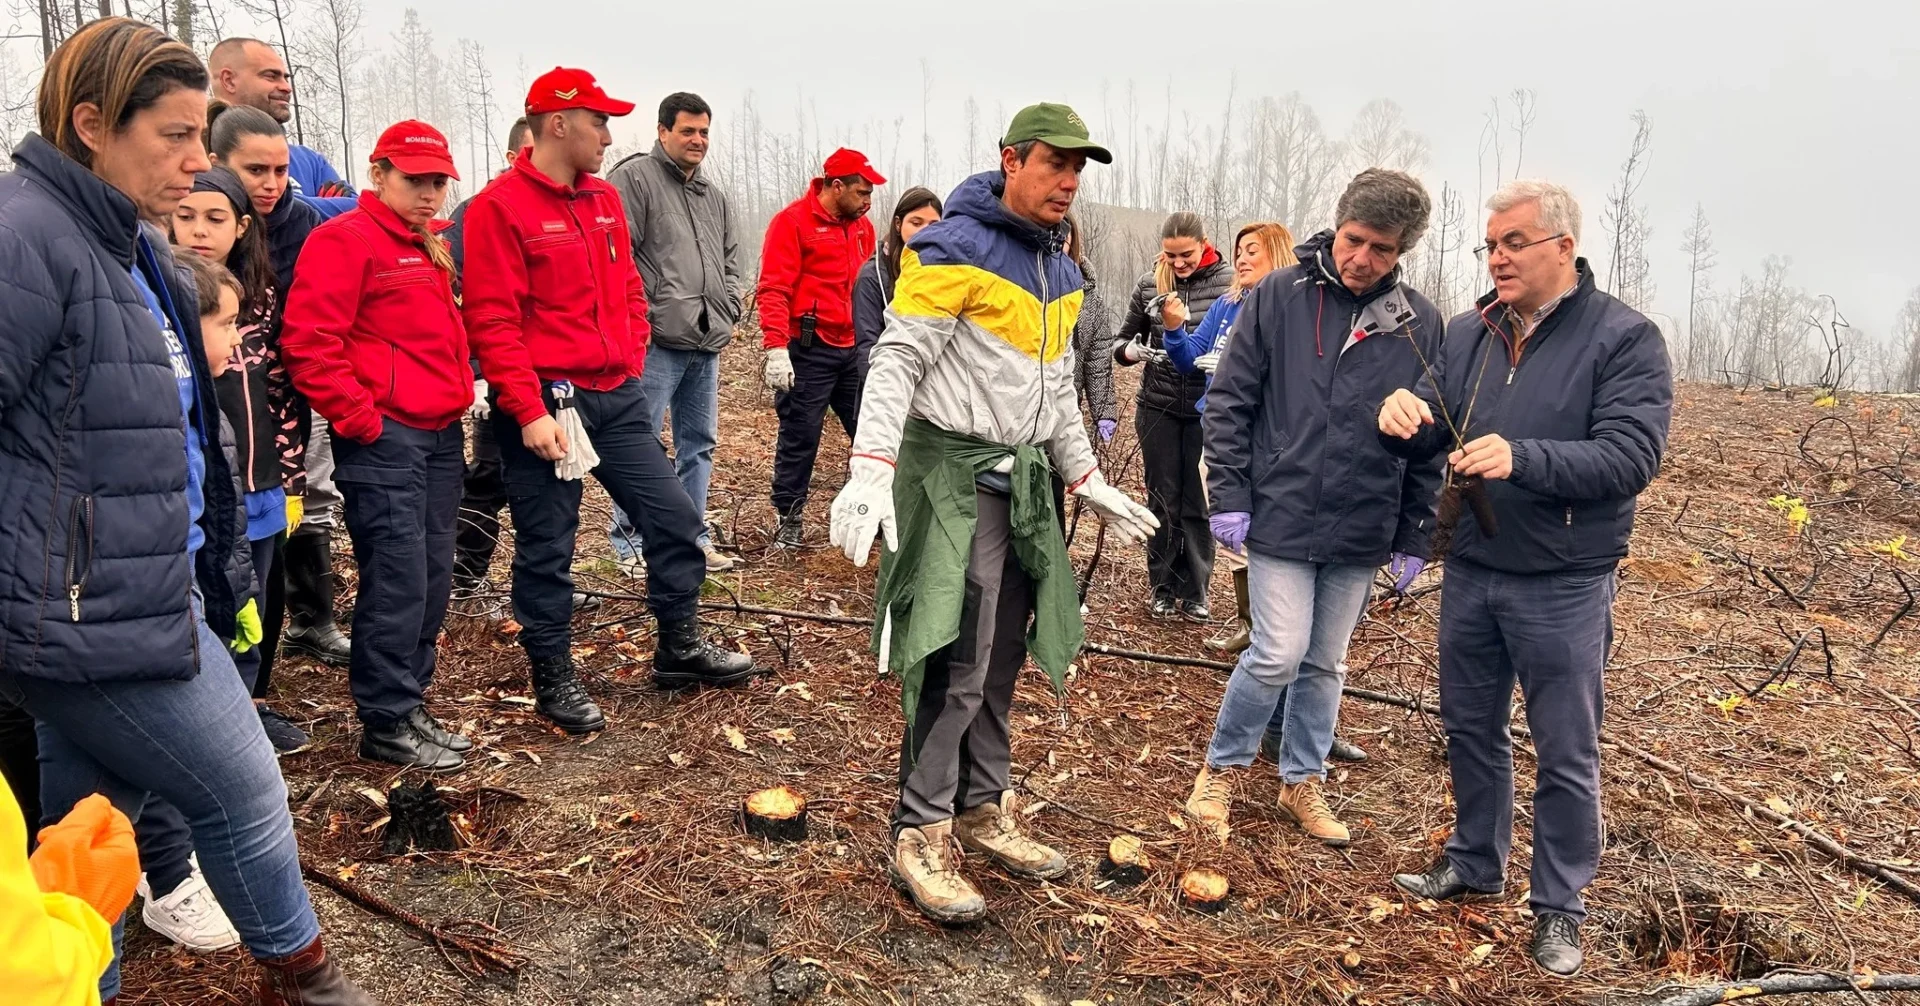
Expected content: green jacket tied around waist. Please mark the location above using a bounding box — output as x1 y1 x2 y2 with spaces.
872 418 1084 730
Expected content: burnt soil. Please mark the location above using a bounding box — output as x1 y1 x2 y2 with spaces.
121 349 1920 1005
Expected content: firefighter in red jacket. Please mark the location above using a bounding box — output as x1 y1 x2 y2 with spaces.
281 119 476 770
757 148 883 547
462 68 762 733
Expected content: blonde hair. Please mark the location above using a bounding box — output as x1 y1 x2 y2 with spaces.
1229 221 1299 294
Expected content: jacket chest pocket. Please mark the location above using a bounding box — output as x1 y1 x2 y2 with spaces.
524 232 590 278
373 265 438 295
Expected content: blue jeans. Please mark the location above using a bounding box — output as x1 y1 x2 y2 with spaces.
2 604 319 999
1439 559 1614 922
611 345 718 557
1205 552 1374 782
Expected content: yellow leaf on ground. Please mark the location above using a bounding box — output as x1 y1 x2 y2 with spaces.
1745 862 1764 878
722 724 749 752
1765 796 1794 816
1468 943 1494 964
767 727 796 746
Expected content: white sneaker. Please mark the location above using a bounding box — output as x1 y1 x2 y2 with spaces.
138 860 241 952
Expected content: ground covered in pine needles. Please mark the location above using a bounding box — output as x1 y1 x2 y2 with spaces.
120 351 1920 1005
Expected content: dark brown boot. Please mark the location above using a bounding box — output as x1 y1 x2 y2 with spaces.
258 935 378 1005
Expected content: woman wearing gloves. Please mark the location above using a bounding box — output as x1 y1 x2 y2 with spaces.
1063 212 1118 445
1114 211 1233 620
281 120 473 771
1187 170 1445 849
1164 221 1295 651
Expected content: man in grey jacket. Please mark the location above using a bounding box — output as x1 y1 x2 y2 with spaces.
605 92 744 573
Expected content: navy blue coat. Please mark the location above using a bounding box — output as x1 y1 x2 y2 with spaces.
1380 263 1673 575
0 135 245 683
1203 231 1447 566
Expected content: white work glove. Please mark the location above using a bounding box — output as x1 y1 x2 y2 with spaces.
828 456 897 567
1072 470 1160 545
1119 338 1145 364
1194 350 1221 375
550 382 600 481
765 347 795 393
467 379 490 420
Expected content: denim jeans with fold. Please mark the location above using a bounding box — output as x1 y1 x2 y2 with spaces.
3 603 320 999
610 344 719 557
1205 551 1373 782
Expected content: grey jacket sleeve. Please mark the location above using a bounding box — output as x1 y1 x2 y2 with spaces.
1508 319 1673 501
1073 287 1118 421
1045 340 1100 486
722 192 745 318
853 259 887 353
1200 283 1270 515
1112 275 1151 366
611 163 649 260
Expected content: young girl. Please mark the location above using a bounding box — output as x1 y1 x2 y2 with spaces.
172 166 308 751
280 120 473 771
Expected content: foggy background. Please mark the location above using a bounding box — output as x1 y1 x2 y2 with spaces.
8 1 1916 388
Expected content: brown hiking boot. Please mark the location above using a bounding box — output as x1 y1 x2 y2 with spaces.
955 794 1068 880
1277 779 1350 847
1185 766 1237 839
890 821 987 924
258 935 379 1005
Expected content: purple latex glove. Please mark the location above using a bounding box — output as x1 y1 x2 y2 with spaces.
1210 511 1250 554
1388 552 1426 593
1097 418 1117 442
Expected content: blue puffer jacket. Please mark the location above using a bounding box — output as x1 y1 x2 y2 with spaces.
0 135 245 683
1379 263 1673 575
1203 230 1447 566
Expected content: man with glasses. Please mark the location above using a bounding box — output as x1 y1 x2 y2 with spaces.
1377 179 1673 978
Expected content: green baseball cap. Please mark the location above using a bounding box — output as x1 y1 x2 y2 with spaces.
1000 102 1112 164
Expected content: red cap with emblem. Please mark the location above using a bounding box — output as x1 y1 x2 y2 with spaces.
370 119 460 180
524 67 636 117
822 147 886 186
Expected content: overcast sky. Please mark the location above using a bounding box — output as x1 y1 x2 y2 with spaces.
368 0 1914 336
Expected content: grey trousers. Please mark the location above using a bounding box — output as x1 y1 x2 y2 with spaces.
1439 558 1614 922
299 412 344 530
893 491 1032 833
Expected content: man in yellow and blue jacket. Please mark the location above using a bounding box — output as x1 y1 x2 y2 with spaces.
828 104 1158 924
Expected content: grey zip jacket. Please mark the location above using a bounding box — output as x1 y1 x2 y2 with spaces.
606 141 744 351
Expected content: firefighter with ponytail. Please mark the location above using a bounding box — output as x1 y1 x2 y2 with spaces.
280 120 476 771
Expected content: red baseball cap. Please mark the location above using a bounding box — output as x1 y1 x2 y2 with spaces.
370 120 460 180
524 67 635 117
822 147 885 186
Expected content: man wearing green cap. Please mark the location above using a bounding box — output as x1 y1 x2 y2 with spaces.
829 104 1158 923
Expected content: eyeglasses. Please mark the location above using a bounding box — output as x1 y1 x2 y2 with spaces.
1473 232 1566 263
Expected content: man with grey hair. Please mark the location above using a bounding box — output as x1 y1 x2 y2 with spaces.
1189 168 1446 848
1378 178 1673 977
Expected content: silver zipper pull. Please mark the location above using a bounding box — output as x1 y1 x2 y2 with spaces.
69 584 80 621
1507 367 1516 385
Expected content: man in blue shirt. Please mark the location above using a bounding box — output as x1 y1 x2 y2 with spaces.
208 37 357 220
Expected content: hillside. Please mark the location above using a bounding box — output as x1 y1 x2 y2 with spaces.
122 360 1920 1006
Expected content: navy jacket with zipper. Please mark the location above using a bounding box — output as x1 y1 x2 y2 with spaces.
1203 230 1446 566
1380 261 1673 575
0 135 245 684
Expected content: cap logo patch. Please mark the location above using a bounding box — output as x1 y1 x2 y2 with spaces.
554 88 579 100
1066 111 1086 128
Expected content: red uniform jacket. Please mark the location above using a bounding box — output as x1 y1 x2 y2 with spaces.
461 156 651 427
281 191 472 444
756 179 875 350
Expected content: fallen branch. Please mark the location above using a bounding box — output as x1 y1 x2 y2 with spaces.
1651 971 1920 1006
1867 569 1914 651
302 860 526 976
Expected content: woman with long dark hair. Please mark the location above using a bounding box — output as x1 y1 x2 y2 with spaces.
0 18 375 1002
208 101 356 674
852 185 944 365
1114 211 1233 620
281 120 473 772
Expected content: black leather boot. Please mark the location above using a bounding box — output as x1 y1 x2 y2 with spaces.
360 715 463 771
407 705 472 752
282 531 352 667
773 508 804 548
652 617 764 689
529 653 605 734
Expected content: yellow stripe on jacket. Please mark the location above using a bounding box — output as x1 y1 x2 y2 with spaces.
1 776 114 1006
891 249 1083 364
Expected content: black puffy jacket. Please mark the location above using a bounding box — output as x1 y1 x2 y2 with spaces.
1114 254 1233 416
0 135 245 683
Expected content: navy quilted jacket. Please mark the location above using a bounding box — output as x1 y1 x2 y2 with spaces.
0 135 244 683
